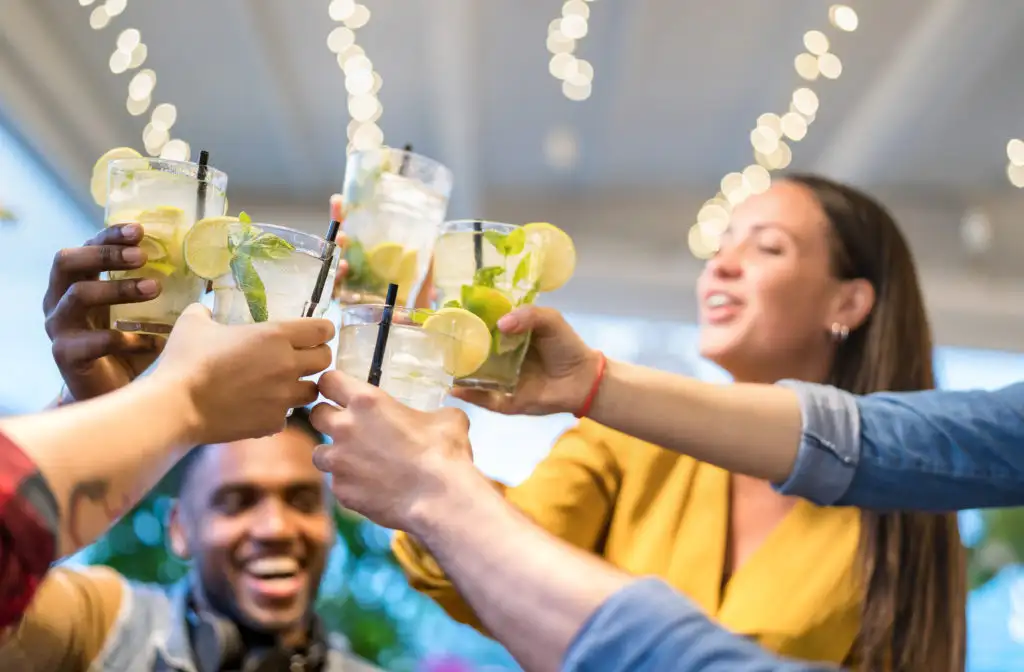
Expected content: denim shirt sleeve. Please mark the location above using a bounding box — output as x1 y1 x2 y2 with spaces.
562 578 837 672
774 380 1024 511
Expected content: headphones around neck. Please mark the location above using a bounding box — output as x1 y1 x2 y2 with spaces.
187 592 327 672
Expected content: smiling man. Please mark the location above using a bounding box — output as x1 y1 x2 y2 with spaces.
0 409 379 672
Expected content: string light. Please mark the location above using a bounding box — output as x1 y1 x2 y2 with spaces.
688 5 858 259
84 1 189 160
326 1 383 153
546 0 596 102
1006 138 1024 189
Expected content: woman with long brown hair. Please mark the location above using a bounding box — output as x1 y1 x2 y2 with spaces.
394 174 965 670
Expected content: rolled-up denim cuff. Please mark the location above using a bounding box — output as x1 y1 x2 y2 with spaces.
772 380 860 505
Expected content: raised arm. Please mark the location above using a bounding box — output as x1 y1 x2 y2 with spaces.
312 373 834 672
456 305 1024 512
0 306 333 632
392 420 622 630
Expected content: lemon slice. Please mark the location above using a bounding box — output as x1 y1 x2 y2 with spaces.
366 242 412 282
107 208 144 226
523 222 576 293
146 261 178 277
461 285 513 331
422 307 492 377
91 147 144 207
394 250 421 303
182 216 240 280
139 235 169 262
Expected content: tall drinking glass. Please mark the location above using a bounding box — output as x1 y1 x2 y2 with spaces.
431 220 545 393
105 158 228 334
336 304 458 411
337 147 453 307
190 222 341 325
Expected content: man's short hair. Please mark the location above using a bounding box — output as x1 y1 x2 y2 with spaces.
173 406 326 496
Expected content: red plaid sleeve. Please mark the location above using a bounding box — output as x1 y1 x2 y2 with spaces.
0 432 58 629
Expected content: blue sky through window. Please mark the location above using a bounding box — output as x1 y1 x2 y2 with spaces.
0 119 97 413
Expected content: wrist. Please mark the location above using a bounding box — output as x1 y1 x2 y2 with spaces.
571 350 607 418
404 461 495 541
136 373 204 451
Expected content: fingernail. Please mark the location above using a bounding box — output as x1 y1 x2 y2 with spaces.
497 314 518 331
123 247 145 264
136 279 158 296
121 223 142 238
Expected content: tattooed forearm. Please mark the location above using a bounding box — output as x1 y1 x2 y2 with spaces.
65 479 137 549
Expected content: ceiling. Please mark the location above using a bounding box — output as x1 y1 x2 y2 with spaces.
5 0 1024 214
5 0 1024 351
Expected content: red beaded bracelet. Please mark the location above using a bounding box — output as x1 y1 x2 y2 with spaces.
574 351 607 419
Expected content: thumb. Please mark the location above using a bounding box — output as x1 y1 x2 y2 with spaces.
497 305 569 339
177 302 213 325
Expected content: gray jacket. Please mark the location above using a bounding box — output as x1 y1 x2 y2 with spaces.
96 579 380 672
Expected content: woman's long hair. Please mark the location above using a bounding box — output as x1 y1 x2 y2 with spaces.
787 174 966 672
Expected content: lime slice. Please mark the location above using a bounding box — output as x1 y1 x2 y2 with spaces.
91 147 144 207
461 285 513 331
139 235 168 262
182 216 240 280
523 222 576 292
423 307 492 378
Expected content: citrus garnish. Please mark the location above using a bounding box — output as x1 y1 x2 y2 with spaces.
523 222 576 293
461 285 513 331
91 147 143 207
422 307 492 378
182 216 240 280
107 209 144 226
139 235 168 262
366 242 414 283
146 261 178 277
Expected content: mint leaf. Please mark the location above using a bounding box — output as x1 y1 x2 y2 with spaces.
243 232 295 261
443 299 461 309
519 285 538 307
473 266 504 288
513 252 532 287
460 284 473 308
410 309 434 325
504 228 526 256
230 255 268 322
483 230 507 254
239 211 252 224
344 239 368 284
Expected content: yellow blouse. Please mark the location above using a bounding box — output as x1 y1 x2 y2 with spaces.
393 419 863 664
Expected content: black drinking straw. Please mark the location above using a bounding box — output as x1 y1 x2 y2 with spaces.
304 219 341 318
398 143 413 175
367 283 399 387
195 150 210 220
473 220 483 270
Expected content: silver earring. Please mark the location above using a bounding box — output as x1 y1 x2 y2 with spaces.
830 322 850 343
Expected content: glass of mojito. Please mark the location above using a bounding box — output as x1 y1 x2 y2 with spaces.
337 147 453 307
181 215 340 324
96 148 228 334
336 304 491 411
432 220 577 393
